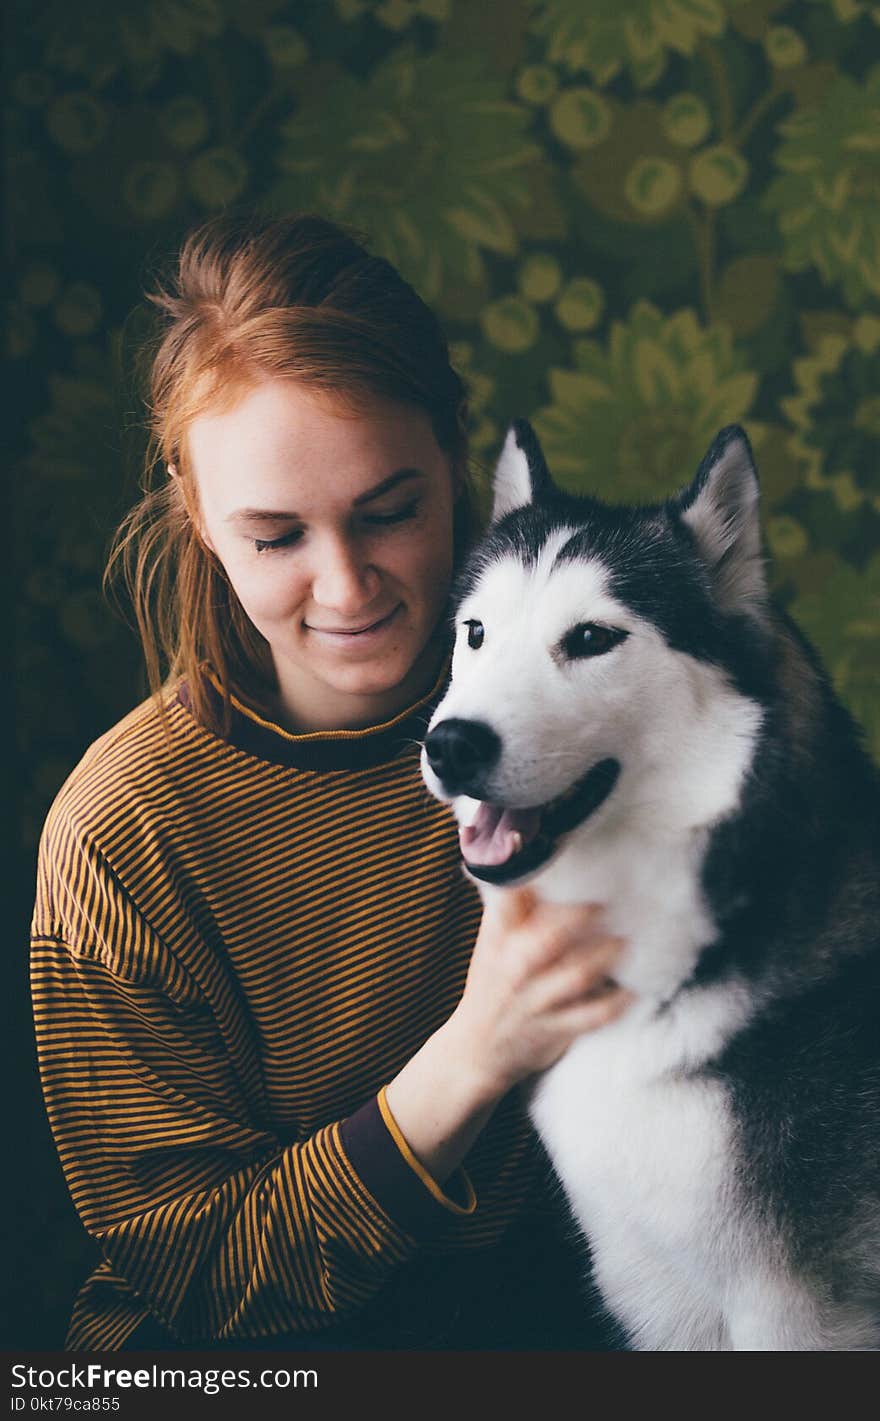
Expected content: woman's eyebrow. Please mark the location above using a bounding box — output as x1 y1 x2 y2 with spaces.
227 468 425 525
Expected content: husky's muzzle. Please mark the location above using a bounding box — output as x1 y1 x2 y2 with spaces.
424 717 620 885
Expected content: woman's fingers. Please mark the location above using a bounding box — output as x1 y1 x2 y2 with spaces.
533 938 626 1011
460 890 633 1091
554 985 636 1036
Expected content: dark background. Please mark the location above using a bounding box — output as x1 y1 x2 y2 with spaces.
7 0 880 1348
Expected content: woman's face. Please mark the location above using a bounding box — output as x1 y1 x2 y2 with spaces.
187 378 459 731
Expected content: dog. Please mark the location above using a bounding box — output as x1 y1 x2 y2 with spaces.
421 419 880 1350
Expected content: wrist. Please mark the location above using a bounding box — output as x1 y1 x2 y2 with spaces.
439 1007 511 1109
382 1012 507 1188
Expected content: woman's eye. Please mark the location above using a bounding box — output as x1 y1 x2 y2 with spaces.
253 529 303 553
364 499 420 527
252 499 419 553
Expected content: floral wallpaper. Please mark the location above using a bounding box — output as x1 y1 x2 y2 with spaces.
7 0 880 1347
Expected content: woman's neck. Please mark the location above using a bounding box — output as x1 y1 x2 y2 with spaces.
264 630 449 735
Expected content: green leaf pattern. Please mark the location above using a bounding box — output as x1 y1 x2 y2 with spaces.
269 46 544 298
534 302 760 497
764 68 880 305
530 0 731 88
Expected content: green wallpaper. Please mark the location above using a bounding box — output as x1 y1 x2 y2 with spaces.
10 0 880 857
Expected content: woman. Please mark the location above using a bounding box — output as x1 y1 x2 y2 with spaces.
31 210 631 1351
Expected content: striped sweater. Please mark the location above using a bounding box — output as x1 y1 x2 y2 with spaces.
30 664 548 1350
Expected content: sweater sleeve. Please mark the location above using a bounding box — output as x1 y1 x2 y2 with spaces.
30 822 477 1347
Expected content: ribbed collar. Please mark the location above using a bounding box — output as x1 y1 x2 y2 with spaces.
176 656 451 772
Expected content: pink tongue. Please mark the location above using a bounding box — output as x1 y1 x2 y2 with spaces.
459 802 542 866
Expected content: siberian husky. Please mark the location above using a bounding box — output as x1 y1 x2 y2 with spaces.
421 420 880 1350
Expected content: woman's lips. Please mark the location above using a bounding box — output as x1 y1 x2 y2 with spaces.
304 604 402 639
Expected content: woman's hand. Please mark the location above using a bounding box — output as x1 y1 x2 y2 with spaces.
448 887 633 1101
384 887 632 1187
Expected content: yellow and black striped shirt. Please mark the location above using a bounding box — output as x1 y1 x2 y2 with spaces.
30 665 551 1350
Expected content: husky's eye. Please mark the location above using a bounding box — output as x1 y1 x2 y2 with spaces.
464 619 485 650
561 623 628 660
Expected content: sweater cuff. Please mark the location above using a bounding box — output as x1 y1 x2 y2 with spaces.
339 1088 477 1241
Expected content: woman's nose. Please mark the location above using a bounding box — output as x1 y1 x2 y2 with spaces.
310 536 380 612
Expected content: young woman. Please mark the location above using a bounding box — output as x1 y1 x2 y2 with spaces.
31 211 631 1351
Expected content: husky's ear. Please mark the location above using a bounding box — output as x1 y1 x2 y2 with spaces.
491 419 553 522
673 425 768 618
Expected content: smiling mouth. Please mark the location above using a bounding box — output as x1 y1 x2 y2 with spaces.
459 758 620 885
306 605 401 636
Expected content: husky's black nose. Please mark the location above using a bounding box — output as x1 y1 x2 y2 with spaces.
424 718 501 793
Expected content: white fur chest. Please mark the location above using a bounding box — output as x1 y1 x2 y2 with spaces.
474 814 762 1347
527 994 751 1350
532 820 716 1000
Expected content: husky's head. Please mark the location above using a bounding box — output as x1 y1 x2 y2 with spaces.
421 420 770 886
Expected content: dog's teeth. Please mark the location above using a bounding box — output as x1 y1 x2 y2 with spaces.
459 796 482 827
510 832 523 855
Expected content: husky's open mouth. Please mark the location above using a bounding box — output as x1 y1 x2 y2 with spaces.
459 758 620 885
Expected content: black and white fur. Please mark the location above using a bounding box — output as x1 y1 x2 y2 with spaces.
422 420 880 1350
